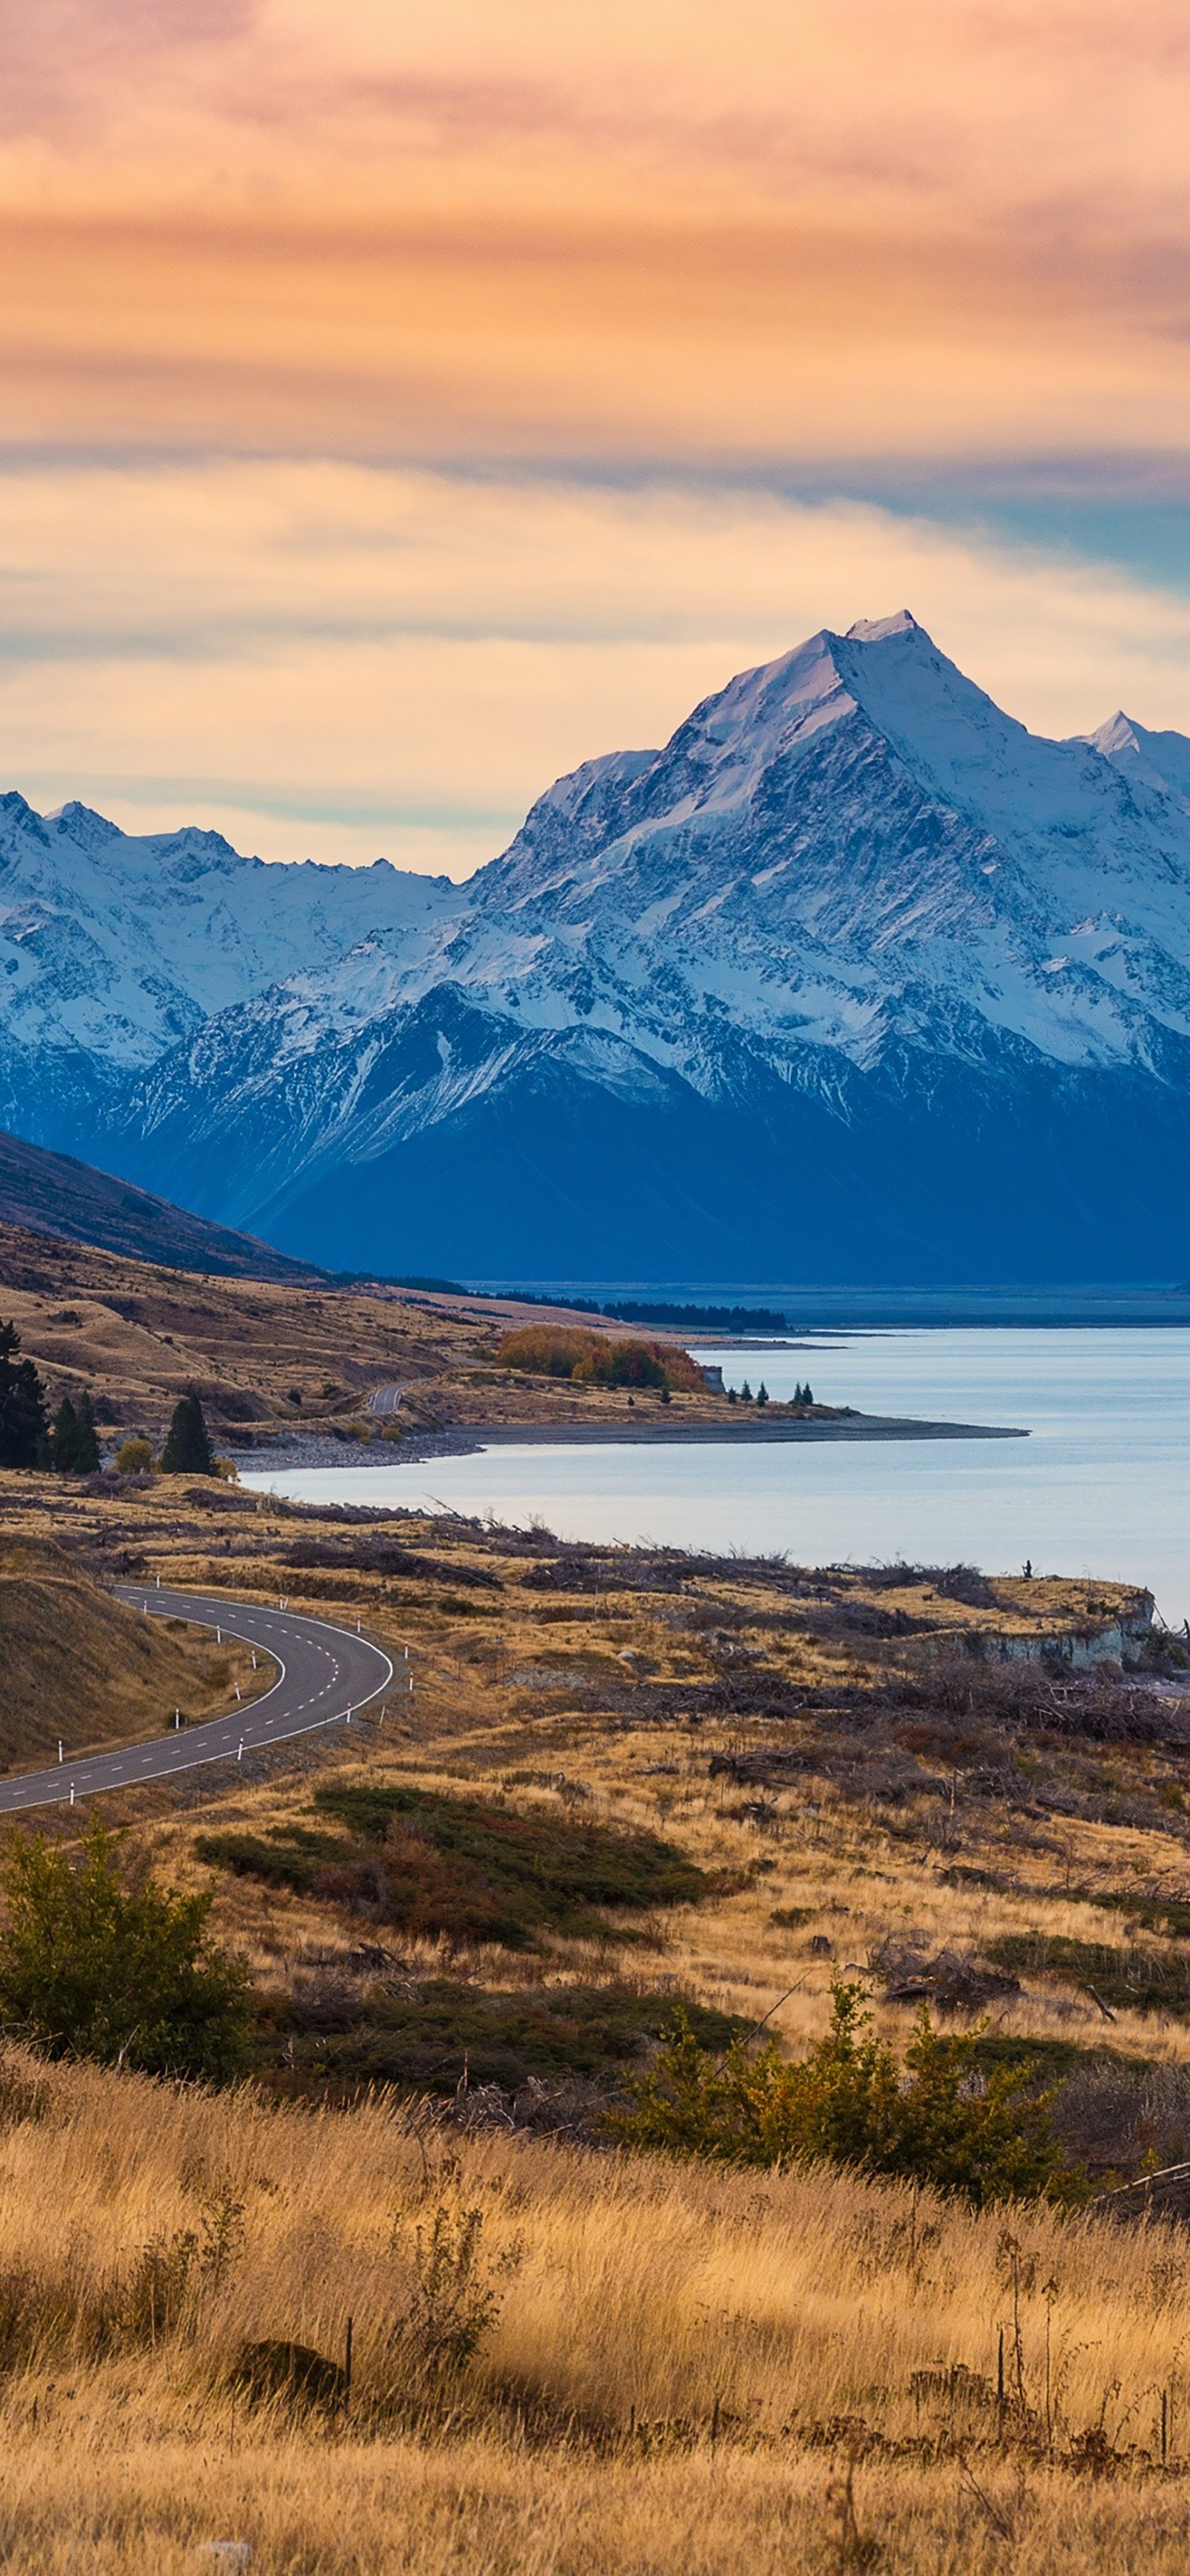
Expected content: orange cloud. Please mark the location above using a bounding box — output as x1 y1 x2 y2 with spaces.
5 6 1190 870
2 1 1190 468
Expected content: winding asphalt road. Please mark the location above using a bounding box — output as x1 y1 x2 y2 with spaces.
0 1588 396 1815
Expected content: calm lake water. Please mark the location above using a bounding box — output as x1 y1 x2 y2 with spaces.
241 1329 1190 1624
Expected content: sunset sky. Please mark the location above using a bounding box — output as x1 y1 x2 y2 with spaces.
6 0 1190 871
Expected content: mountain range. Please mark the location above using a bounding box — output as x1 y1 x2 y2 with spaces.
7 607 1190 1282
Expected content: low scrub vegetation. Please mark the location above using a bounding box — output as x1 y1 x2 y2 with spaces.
986 1930 1190 2019
198 1780 708 1952
258 1974 741 2097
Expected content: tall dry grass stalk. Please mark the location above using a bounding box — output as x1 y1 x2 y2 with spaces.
0 2045 1187 2569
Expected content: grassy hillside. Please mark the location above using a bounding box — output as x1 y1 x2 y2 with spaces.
0 1224 764 1449
0 1537 263 1765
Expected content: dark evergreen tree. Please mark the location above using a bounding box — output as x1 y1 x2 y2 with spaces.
793 1381 804 1406
0 1322 49 1470
740 1380 753 1402
53 1391 101 1474
802 1383 813 1406
756 1382 768 1406
50 1397 80 1472
160 1390 216 1476
75 1390 100 1473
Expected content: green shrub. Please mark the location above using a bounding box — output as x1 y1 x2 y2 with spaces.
115 1438 154 1475
611 1980 1087 2207
0 1820 253 2082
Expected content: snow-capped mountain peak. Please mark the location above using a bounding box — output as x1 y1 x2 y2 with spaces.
1090 709 1190 818
9 612 1190 1283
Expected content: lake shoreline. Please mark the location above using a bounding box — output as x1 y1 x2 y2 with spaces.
234 1408 1026 1473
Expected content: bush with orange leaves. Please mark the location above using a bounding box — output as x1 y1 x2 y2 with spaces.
496 1326 702 1393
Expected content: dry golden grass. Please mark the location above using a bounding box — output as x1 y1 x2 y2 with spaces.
0 1476 1179 2564
0 2045 1188 2570
0 1537 265 1767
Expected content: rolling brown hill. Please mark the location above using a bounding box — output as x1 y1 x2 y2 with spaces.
0 1126 321 1283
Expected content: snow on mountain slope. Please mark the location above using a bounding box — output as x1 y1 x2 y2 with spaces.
0 792 461 1142
12 610 1190 1278
442 610 1190 1084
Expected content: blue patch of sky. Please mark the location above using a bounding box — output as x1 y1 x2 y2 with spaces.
816 480 1190 599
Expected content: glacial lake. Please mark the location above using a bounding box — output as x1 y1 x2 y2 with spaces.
241 1328 1190 1626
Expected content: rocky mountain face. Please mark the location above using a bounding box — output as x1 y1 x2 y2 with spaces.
8 610 1190 1282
